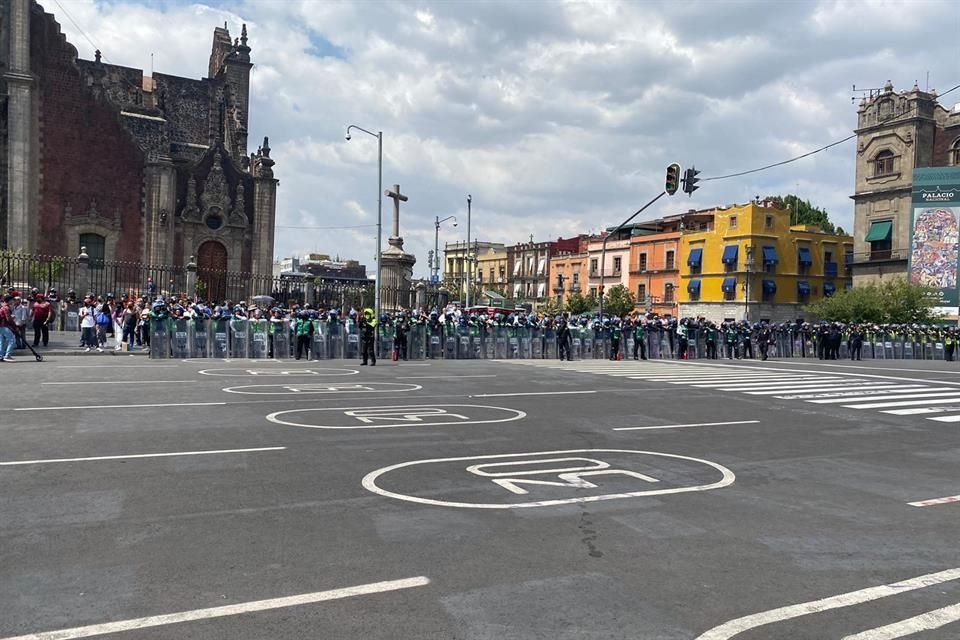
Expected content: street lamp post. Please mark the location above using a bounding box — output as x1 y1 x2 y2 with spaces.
345 124 382 329
434 215 457 282
465 195 472 309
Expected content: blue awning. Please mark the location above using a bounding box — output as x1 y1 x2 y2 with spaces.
762 279 777 294
825 262 838 277
798 247 813 265
762 246 779 265
797 281 811 295
823 282 836 296
844 250 854 265
721 245 739 265
722 277 737 293
687 248 703 267
687 279 701 294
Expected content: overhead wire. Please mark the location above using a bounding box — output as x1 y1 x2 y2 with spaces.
700 82 960 182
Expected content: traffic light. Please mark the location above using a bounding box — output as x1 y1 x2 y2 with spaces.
682 166 701 196
665 163 681 196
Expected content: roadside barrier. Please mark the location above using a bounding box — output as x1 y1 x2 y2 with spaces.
148 319 956 362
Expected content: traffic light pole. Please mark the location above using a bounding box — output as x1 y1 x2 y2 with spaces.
598 190 667 320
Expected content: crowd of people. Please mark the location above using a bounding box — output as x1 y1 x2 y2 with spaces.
3 285 958 364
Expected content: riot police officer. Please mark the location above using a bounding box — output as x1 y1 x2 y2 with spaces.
557 317 572 361
359 308 377 366
394 312 409 361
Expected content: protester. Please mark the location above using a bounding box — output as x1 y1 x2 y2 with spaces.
31 292 52 347
0 295 18 361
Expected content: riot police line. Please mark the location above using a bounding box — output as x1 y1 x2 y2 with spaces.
148 312 960 362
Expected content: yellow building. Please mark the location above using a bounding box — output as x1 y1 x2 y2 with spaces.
678 202 854 322
475 244 509 299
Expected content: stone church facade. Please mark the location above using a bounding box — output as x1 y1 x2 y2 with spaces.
0 0 277 288
851 81 960 285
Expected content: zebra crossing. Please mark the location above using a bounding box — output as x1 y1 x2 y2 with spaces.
501 359 960 424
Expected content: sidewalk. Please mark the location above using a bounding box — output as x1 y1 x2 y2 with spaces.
9 330 148 357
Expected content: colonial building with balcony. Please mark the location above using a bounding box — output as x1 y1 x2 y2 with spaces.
627 217 682 317
506 236 582 308
678 202 853 323
851 81 960 285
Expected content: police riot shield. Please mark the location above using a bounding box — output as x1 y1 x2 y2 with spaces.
345 323 360 360
933 340 944 360
272 321 292 360
428 327 443 359
171 318 191 359
444 327 458 360
579 328 592 360
190 318 209 358
661 332 673 359
379 325 395 361
456 327 472 360
229 318 249 359
543 328 557 359
517 326 532 359
327 323 344 359
530 327 542 359
507 328 520 359
648 330 662 359
149 317 171 359
310 321 328 360
570 332 581 361
247 319 269 359
591 329 605 359
210 319 229 359
901 337 913 360
64 302 80 332
492 326 506 359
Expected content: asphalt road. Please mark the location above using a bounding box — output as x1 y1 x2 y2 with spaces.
1 355 958 639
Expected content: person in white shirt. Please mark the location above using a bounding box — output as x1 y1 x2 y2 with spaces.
79 296 99 352
12 296 29 349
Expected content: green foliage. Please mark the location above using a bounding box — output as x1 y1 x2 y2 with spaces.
539 298 564 316
602 284 636 318
805 278 939 324
764 194 844 235
565 291 595 315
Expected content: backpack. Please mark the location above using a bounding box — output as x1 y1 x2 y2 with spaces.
95 311 111 326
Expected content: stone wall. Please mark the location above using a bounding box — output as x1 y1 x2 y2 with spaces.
30 6 144 260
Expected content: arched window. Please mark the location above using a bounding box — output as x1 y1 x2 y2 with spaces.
873 149 895 176
79 233 106 270
951 139 960 166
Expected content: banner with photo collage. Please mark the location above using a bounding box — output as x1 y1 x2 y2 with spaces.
910 167 960 309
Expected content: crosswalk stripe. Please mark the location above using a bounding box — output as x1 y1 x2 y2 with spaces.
747 384 919 396
690 377 835 388
883 406 960 416
843 396 960 409
928 415 960 422
665 375 817 384
808 389 960 404
709 379 855 390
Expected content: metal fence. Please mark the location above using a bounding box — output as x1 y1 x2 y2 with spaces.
2 251 446 313
148 321 958 362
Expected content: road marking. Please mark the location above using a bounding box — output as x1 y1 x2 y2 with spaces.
613 420 759 431
0 447 286 466
760 384 925 398
0 576 431 640
266 404 526 430
706 378 852 390
842 396 960 410
55 365 178 368
199 368 358 377
222 382 422 395
15 402 227 412
929 415 960 423
841 601 960 639
42 380 198 385
398 363 430 366
694 567 960 640
884 406 960 416
764 360 960 376
400 375 496 379
809 389 960 404
908 494 960 507
362 448 735 509
470 390 597 398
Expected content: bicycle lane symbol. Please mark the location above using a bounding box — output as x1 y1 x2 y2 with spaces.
695 567 960 639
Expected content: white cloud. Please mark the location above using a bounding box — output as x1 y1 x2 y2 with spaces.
51 0 956 277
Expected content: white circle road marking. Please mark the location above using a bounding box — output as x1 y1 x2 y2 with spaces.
182 358 286 364
199 368 359 377
266 404 526 430
223 383 423 395
361 448 736 509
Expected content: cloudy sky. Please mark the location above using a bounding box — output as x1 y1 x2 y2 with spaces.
51 0 957 277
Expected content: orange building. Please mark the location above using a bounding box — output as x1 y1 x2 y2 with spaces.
547 235 591 307
626 216 683 317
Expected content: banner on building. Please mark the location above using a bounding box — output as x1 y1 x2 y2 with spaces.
910 167 960 309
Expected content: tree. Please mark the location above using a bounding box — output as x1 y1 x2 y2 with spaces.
565 291 594 315
763 194 845 235
539 298 564 316
602 284 636 318
805 278 939 324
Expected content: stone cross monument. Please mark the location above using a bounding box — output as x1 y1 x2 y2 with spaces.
380 184 416 310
